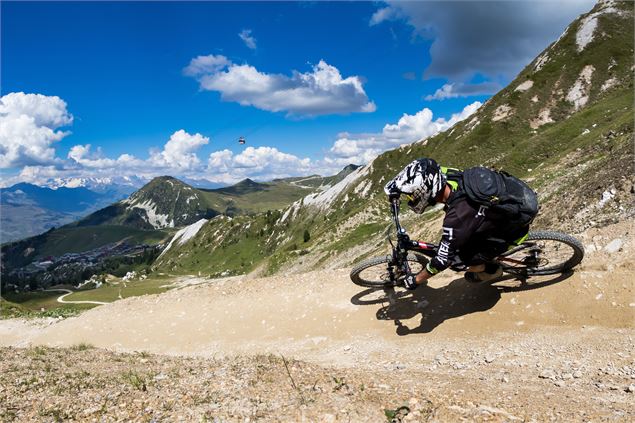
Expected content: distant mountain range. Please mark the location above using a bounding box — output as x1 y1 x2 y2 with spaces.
42 176 147 193
0 165 360 277
0 167 361 244
0 183 135 243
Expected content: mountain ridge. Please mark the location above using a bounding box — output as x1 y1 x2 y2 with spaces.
0 165 362 279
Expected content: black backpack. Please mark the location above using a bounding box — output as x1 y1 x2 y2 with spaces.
450 167 539 226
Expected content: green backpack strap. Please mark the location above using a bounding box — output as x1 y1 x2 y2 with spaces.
441 166 462 192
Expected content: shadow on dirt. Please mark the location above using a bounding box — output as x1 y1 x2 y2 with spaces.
350 271 574 335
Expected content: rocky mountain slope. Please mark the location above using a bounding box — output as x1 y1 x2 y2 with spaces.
274 164 362 189
71 173 344 231
154 0 633 278
72 176 215 230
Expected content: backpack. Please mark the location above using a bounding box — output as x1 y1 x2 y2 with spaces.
449 167 539 226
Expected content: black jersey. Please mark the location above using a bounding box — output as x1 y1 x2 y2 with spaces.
426 190 529 275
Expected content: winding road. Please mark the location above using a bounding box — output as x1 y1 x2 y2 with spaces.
43 289 109 305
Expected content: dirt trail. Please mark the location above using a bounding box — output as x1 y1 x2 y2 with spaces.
7 243 633 361
7 266 632 359
1 221 634 421
44 288 109 305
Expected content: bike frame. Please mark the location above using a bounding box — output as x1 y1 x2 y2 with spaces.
387 199 437 279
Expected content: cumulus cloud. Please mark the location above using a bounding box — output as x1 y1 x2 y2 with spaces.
371 1 595 81
185 54 376 116
3 125 212 186
207 146 314 183
149 130 209 170
68 144 116 168
15 165 63 186
326 102 481 166
65 130 209 175
0 92 336 186
239 29 257 49
424 82 502 101
0 92 73 168
67 144 148 171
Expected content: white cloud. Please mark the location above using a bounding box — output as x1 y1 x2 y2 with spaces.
424 82 502 101
6 126 212 186
67 144 148 170
149 130 209 170
186 55 376 116
327 102 481 166
206 146 314 183
0 93 481 189
183 54 231 77
0 92 73 168
239 29 257 50
0 92 333 187
208 149 234 174
370 7 399 26
15 165 63 186
67 144 116 168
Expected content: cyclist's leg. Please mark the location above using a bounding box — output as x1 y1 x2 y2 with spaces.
461 237 507 282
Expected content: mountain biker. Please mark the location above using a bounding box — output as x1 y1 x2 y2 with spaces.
384 158 537 289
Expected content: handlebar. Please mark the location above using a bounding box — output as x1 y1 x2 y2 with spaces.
389 196 438 259
390 197 403 234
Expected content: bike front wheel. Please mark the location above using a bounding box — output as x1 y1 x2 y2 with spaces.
350 253 429 288
498 230 584 276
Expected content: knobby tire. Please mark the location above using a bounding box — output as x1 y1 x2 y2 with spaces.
500 230 584 276
350 253 428 288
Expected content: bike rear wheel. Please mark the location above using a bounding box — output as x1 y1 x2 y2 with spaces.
498 230 584 276
350 253 429 288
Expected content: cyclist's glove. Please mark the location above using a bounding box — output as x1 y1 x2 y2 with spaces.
384 180 401 200
403 274 418 290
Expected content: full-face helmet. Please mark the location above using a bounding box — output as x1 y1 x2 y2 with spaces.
383 158 446 213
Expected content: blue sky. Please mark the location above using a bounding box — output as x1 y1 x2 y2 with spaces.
0 0 594 186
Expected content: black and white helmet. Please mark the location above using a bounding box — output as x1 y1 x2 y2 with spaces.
384 158 446 213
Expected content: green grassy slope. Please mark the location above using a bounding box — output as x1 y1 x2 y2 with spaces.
37 226 170 258
198 180 315 215
0 275 174 317
153 212 284 277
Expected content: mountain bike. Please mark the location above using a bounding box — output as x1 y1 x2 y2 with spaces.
350 198 584 288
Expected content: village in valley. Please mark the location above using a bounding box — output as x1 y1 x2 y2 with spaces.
2 241 160 291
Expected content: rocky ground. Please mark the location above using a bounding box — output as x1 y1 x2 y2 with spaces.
1 220 633 422
1 329 634 422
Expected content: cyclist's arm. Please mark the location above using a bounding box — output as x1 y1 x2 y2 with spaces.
423 200 483 278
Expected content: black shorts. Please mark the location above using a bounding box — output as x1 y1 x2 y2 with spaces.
458 225 529 266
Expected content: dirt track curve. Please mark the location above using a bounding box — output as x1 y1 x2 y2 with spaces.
1 221 634 421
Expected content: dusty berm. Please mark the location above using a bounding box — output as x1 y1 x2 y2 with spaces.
1 220 634 421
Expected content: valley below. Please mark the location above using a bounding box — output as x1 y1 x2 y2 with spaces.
1 220 633 422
